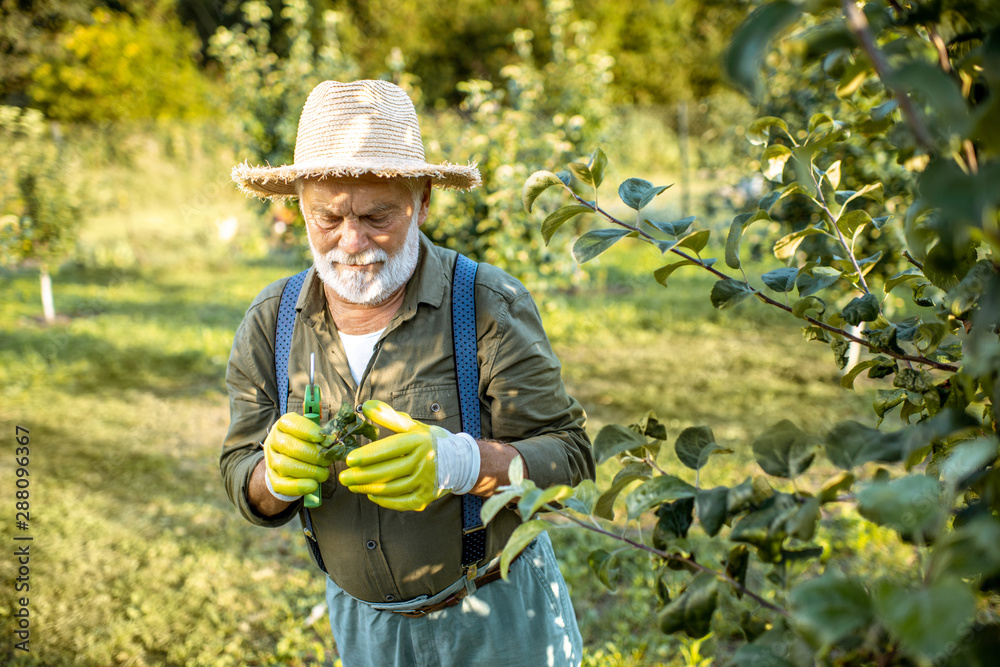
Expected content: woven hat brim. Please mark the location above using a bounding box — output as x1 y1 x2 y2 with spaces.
232 159 482 200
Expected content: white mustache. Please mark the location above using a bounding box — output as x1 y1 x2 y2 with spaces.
326 248 389 266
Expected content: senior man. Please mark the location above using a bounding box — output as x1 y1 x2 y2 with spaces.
220 80 594 666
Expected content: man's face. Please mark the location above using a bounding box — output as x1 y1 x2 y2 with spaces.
299 175 429 305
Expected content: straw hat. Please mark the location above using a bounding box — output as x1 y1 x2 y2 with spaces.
231 80 481 199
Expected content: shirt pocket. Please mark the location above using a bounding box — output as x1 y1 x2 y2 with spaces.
389 384 462 433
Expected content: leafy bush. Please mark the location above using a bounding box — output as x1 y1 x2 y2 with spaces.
29 8 216 123
493 1 1000 664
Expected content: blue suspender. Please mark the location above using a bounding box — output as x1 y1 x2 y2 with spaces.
273 254 486 573
452 254 486 566
275 268 326 572
276 269 310 417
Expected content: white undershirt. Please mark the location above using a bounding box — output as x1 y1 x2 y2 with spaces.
338 328 386 384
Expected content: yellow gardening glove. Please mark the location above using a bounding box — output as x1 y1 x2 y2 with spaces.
339 400 480 512
263 413 332 500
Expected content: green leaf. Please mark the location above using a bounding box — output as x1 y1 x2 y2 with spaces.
594 464 651 521
725 1 801 99
523 485 574 518
516 487 543 521
568 161 594 189
696 486 729 537
761 267 798 292
626 475 697 520
725 213 753 269
934 516 1000 581
564 479 598 515
825 421 906 469
589 148 608 189
710 279 755 310
731 493 797 562
725 210 769 269
540 204 592 245
522 170 566 212
726 478 755 513
646 215 695 237
874 388 907 422
840 356 897 389
914 323 946 355
761 144 793 182
774 226 822 260
818 471 855 504
797 267 842 297
758 189 781 212
480 487 521 525
792 295 826 319
654 260 698 287
593 424 648 464
790 576 873 649
618 178 653 209
618 178 671 210
835 209 873 240
874 578 976 659
747 116 790 146
824 160 841 190
752 420 816 479
654 497 695 547
836 60 870 97
788 496 820 541
500 521 548 579
841 293 880 326
857 475 942 540
635 411 668 441
572 228 631 264
587 549 620 592
657 572 718 638
939 438 997 492
837 182 884 207
884 268 925 295
677 229 711 253
725 545 750 592
675 426 732 470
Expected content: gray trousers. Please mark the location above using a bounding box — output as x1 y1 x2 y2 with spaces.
325 531 584 667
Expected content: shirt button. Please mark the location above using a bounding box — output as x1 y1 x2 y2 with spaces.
366 540 376 550
430 402 441 413
385 594 394 602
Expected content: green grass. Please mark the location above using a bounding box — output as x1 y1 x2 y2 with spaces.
0 124 901 666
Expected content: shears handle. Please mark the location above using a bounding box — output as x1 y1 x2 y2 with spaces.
303 383 323 508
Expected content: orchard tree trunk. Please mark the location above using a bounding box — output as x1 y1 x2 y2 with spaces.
40 263 55 324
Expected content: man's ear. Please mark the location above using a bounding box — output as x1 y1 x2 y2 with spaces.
416 181 432 227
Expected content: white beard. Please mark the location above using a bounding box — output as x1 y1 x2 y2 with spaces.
308 215 421 305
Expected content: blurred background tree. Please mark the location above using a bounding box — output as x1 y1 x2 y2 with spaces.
2 0 758 301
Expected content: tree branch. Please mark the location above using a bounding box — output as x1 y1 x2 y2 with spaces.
842 0 936 151
551 507 789 616
566 188 960 373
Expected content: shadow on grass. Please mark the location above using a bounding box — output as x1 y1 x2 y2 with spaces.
1 326 228 397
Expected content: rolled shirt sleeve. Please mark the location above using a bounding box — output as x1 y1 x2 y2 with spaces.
475 266 595 490
220 282 303 527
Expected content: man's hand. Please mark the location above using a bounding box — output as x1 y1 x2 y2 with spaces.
263 413 332 500
338 400 480 511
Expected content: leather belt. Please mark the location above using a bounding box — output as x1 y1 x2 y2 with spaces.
392 560 511 618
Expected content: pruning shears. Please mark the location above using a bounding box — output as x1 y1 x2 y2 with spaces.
303 352 323 508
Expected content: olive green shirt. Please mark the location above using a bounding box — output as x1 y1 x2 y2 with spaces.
220 233 594 604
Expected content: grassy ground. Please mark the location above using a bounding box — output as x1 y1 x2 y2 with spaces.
0 126 891 666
